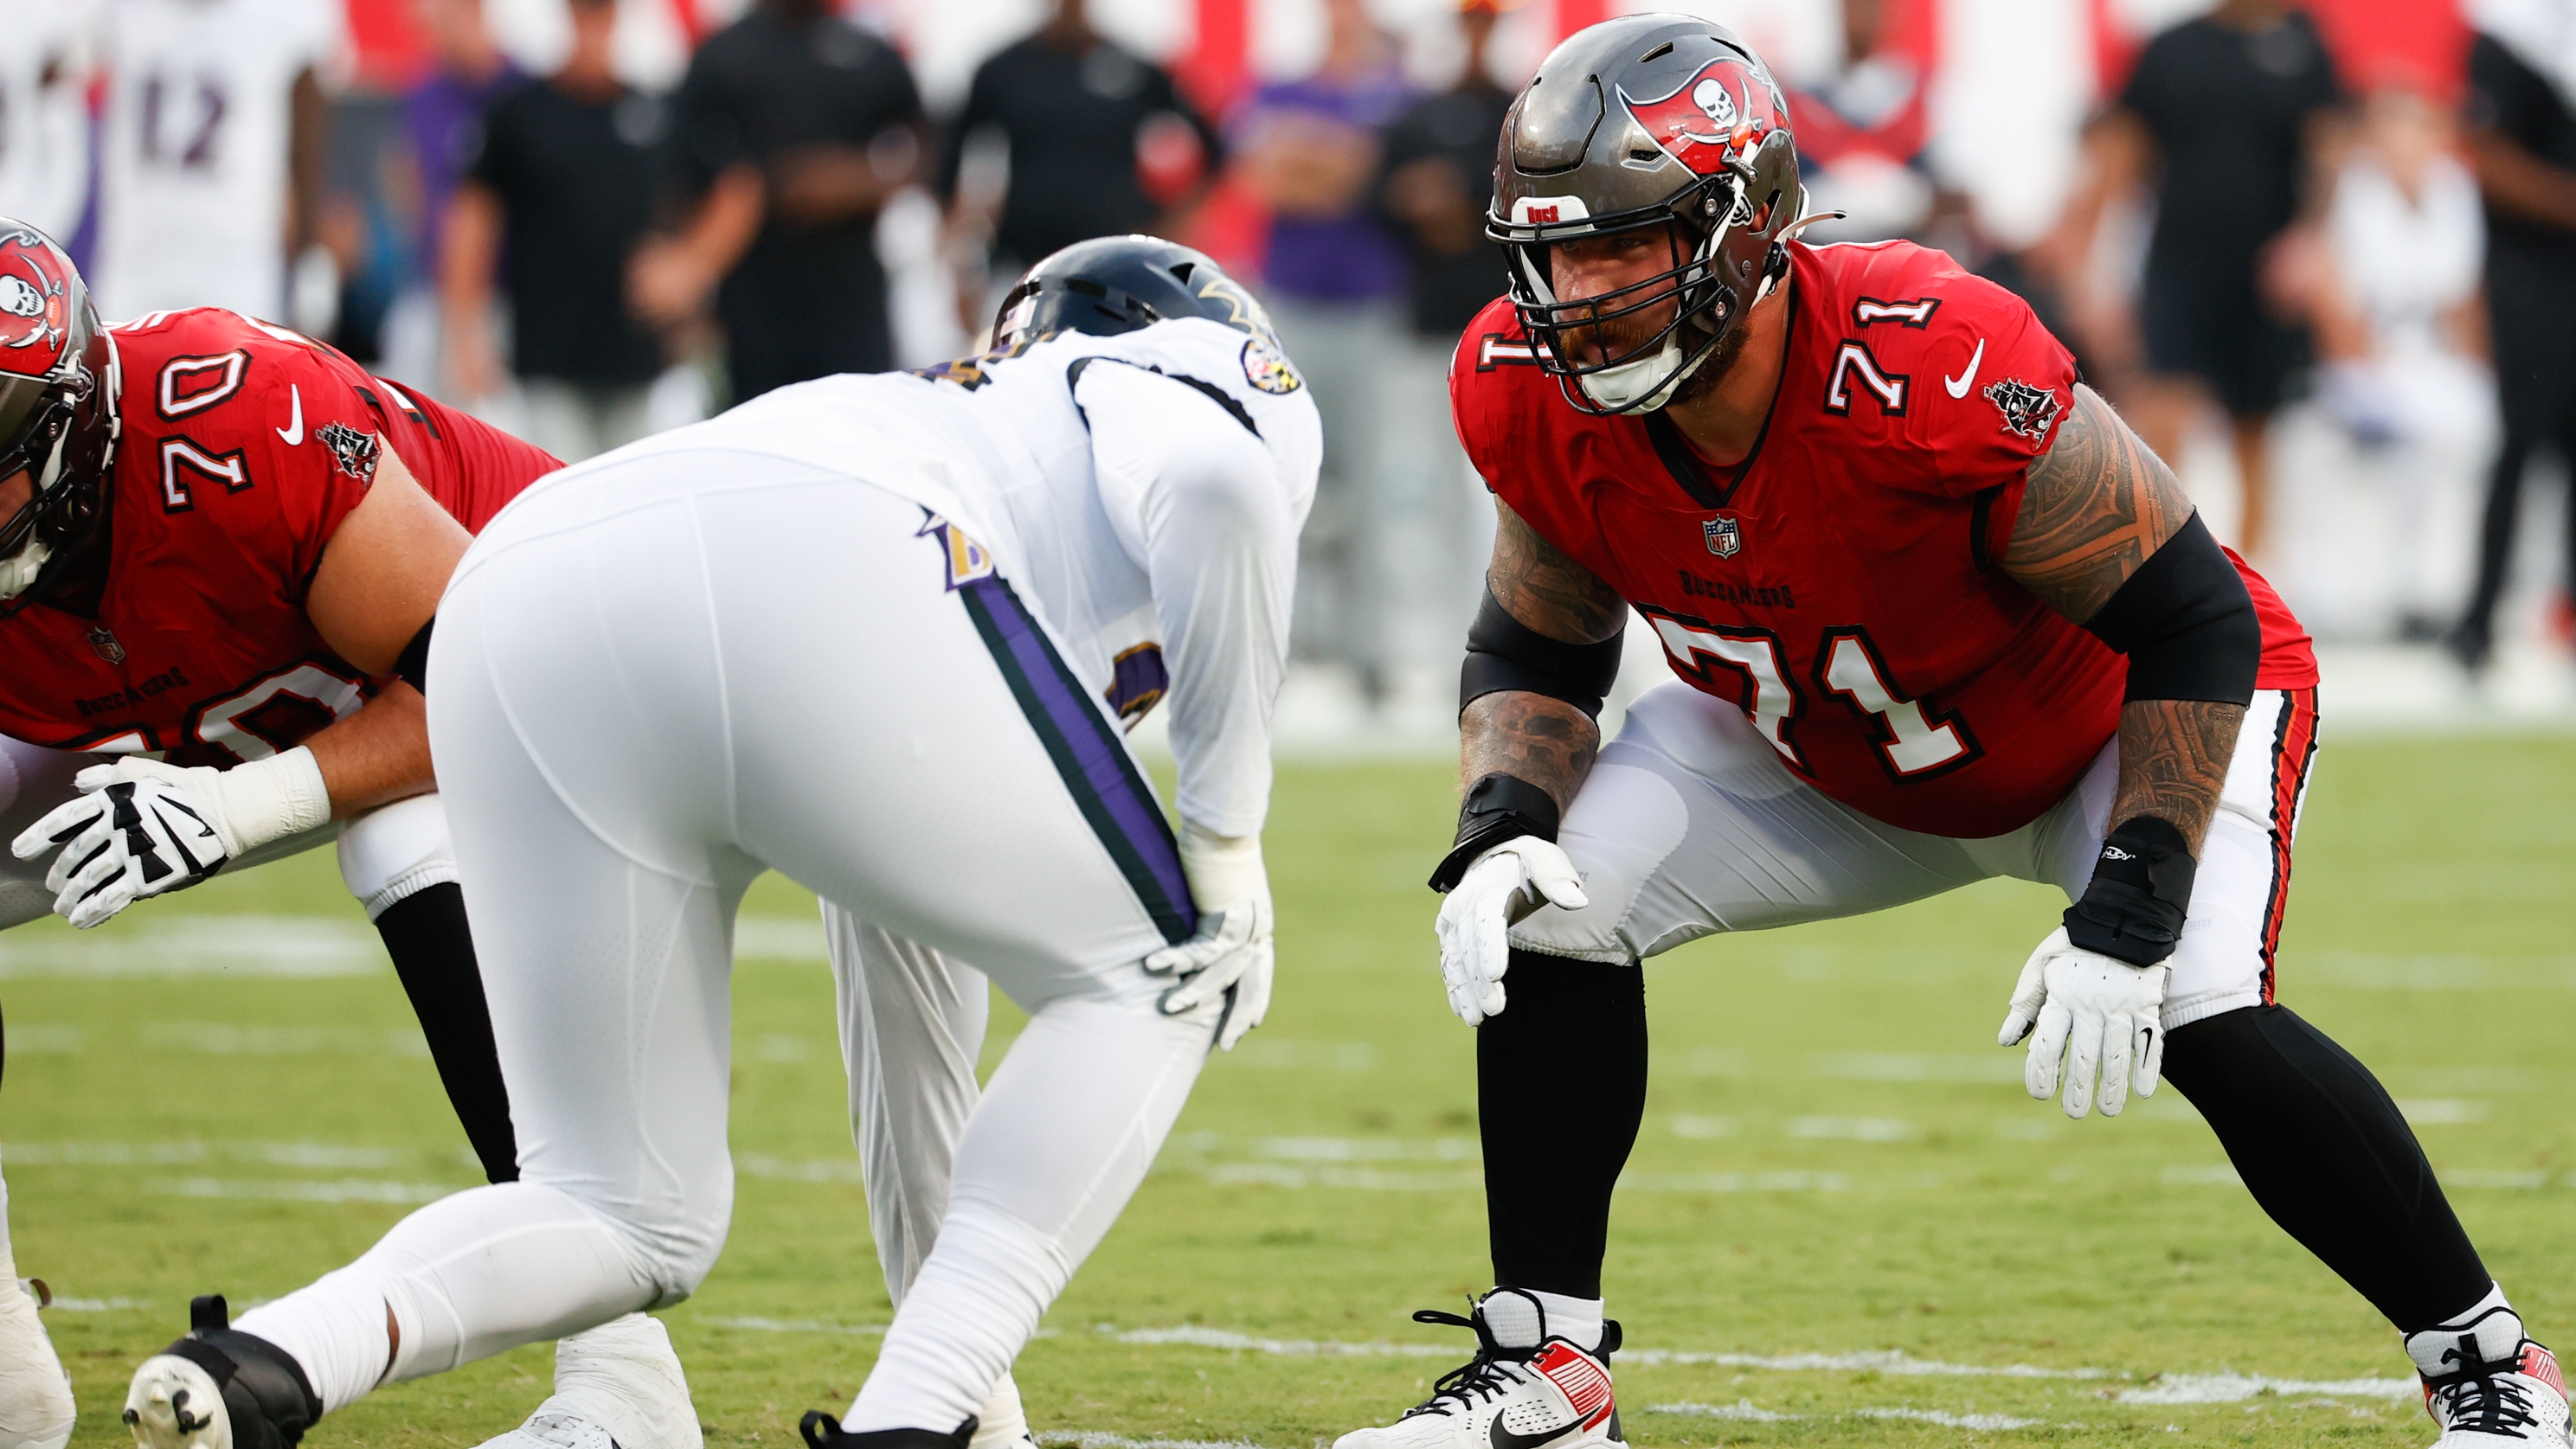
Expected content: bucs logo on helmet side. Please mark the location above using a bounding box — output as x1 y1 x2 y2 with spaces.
0 229 74 375
1617 56 1792 177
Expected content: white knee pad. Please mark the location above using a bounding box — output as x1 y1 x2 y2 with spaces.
337 793 459 921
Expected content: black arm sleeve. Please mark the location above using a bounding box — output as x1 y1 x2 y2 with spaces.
2080 511 2260 705
1460 586 1627 719
394 616 434 696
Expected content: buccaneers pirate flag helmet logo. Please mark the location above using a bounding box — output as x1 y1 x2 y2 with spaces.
0 223 119 609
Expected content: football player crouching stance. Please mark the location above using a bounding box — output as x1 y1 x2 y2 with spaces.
0 223 694 1449
1333 17 2569 1449
117 237 1318 1449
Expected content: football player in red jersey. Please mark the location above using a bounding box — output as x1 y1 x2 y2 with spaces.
1334 21 2568 1449
0 224 556 1449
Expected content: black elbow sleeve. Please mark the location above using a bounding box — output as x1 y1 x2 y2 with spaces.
394 616 435 696
2081 513 2260 706
1460 586 1626 720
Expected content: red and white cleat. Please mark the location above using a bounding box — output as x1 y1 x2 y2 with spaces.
1331 1290 1623 1449
2409 1305 2574 1448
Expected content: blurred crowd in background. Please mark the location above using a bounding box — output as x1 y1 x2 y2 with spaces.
8 0 2575 721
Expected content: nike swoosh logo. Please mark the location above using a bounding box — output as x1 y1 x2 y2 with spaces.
1490 1418 1579 1449
1943 338 1985 399
277 385 303 445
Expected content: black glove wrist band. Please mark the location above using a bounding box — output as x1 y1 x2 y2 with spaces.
2064 815 2197 965
1428 773 1561 893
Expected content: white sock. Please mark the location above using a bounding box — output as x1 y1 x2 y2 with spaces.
2405 1282 2519 1376
966 1375 1029 1449
1531 1290 1605 1353
234 1183 658 1414
844 997 1211 1433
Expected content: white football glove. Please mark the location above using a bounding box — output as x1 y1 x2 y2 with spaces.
1144 824 1273 1051
1434 836 1587 1027
1997 926 2169 1119
10 750 330 929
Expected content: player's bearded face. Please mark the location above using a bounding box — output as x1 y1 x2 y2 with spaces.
1547 230 1687 368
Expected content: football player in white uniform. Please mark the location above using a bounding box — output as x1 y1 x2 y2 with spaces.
114 237 1320 1449
91 0 340 322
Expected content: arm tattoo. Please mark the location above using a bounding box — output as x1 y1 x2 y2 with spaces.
2001 383 2192 625
1461 690 1600 817
1489 501 1628 644
2112 699 2245 856
1462 503 1625 811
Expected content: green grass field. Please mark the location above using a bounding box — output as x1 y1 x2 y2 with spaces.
5 736 2573 1449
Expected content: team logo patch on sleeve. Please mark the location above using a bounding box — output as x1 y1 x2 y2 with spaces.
916 510 996 590
1240 335 1302 394
316 421 382 481
1982 377 2062 441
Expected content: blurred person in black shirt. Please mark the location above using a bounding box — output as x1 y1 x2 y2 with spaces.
2450 10 2576 670
935 0 1219 325
2052 0 2342 562
1377 0 1513 343
1368 0 1515 685
441 0 671 461
633 0 924 403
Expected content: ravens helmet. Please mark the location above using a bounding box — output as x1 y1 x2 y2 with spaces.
0 222 117 604
1487 16 1816 414
991 235 1281 352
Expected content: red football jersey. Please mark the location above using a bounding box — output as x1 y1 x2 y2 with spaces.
0 309 562 766
1455 240 2316 839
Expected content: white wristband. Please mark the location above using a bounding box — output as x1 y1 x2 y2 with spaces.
1179 821 1267 911
209 746 332 854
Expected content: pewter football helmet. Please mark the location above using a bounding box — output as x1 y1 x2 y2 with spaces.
1487 15 1809 414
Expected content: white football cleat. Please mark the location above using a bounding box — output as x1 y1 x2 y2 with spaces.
124 1295 320 1449
1332 1289 1622 1449
476 1314 701 1449
2407 1304 2574 1447
123 1355 229 1449
0 1272 74 1449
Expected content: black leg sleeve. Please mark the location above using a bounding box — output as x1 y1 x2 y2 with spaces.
2162 1003 2488 1333
1479 950 1647 1298
375 883 519 1184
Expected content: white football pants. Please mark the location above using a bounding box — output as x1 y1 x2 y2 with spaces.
231 453 1218 1437
1514 681 2320 1029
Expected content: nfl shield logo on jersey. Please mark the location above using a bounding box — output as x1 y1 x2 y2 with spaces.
1703 514 1742 558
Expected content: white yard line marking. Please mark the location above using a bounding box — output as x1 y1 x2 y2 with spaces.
702 1316 885 1337
2116 1374 2416 1404
1099 1326 1457 1358
1651 1401 1800 1422
150 1177 461 1205
1854 1407 2046 1430
1097 1326 2419 1402
0 916 386 978
1037 1434 1263 1449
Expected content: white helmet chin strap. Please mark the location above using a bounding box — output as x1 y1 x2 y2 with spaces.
1579 336 1709 412
0 431 68 601
0 536 52 600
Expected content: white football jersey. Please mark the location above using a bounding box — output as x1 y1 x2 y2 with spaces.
606 317 1322 837
91 0 341 321
0 0 97 241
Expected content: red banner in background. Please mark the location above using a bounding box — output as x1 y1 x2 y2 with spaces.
345 0 428 90
1174 0 1251 118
